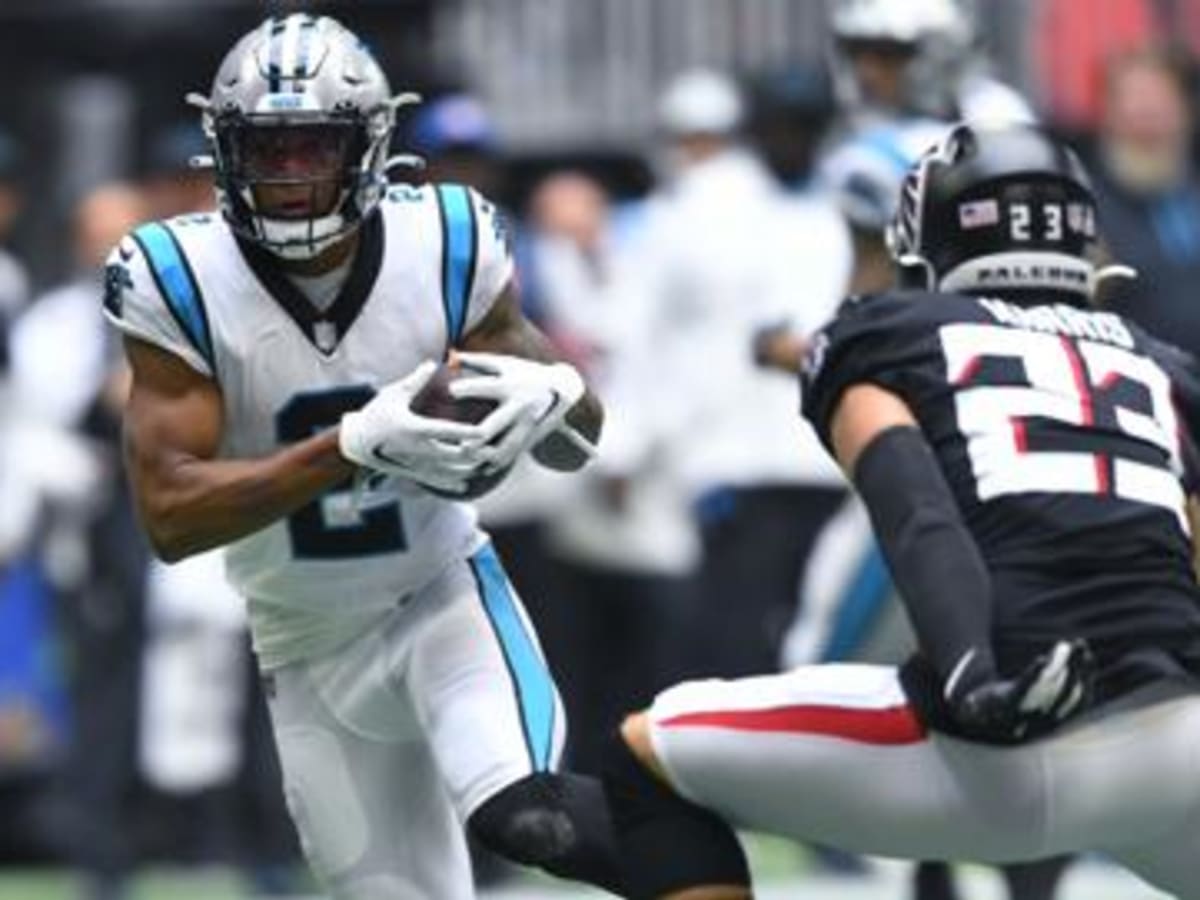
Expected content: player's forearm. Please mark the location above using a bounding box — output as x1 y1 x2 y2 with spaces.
853 426 998 691
132 428 354 562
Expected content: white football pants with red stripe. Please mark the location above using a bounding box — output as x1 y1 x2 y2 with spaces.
647 664 1200 899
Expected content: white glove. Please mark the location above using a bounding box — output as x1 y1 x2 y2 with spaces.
338 360 491 494
449 352 590 473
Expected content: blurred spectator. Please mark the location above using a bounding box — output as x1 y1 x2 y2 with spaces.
1092 47 1200 353
0 128 29 327
744 63 835 191
629 68 849 683
409 91 505 201
521 170 700 776
8 183 147 900
1034 0 1162 134
140 121 214 219
136 551 302 896
0 192 69 867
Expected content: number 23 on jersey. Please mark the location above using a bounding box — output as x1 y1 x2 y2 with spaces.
940 322 1185 522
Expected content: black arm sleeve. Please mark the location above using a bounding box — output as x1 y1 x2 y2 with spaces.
853 425 997 694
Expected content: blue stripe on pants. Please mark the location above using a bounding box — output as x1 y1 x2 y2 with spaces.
470 544 556 771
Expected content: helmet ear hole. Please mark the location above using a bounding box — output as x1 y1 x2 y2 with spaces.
896 258 934 289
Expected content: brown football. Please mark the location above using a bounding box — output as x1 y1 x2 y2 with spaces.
409 360 509 499
410 360 499 425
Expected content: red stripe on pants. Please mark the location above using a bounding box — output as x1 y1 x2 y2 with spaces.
662 703 926 745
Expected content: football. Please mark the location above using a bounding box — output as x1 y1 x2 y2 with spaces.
409 359 509 499
410 359 498 425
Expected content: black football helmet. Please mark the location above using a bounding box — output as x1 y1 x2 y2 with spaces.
886 123 1099 299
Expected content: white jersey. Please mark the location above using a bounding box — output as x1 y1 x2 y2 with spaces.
104 183 514 668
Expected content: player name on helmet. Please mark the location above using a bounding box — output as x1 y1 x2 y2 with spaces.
977 298 1134 348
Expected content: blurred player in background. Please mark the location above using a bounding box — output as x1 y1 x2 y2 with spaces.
604 122 1200 900
103 15 624 899
629 68 850 692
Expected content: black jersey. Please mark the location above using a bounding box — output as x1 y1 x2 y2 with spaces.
802 289 1200 699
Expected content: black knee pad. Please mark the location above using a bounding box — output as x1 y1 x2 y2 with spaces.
602 728 749 898
468 772 625 895
469 773 575 866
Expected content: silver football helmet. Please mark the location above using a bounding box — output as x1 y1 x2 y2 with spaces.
828 0 973 119
188 15 419 260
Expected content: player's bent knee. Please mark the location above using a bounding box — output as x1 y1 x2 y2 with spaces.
467 772 625 894
621 712 673 788
620 711 658 770
602 728 750 898
469 773 575 866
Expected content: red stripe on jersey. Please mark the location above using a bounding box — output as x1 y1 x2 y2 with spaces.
1061 335 1109 492
953 354 982 386
661 703 926 745
1013 418 1028 453
1059 336 1094 426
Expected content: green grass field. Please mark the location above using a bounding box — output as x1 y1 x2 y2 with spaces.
0 840 1170 900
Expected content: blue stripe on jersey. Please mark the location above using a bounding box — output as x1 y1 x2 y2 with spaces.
435 184 479 346
862 128 916 175
132 222 215 370
471 543 556 772
820 544 892 662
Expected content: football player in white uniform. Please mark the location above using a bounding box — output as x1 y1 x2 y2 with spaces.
104 15 624 899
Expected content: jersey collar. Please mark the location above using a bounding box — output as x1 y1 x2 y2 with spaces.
236 211 385 355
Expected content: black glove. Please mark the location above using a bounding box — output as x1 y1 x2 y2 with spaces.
946 640 1095 744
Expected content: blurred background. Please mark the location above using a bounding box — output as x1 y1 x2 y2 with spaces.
0 0 1195 898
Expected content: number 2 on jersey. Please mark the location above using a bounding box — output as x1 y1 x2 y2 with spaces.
940 323 1185 518
276 388 407 559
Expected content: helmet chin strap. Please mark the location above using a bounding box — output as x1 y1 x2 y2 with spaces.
1092 263 1138 289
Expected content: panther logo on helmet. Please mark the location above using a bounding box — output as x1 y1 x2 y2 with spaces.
187 15 420 260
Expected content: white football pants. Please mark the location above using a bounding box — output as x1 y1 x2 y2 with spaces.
648 664 1200 899
264 543 566 899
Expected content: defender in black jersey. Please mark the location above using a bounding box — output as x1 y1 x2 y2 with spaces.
808 290 1200 721
603 124 1200 900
